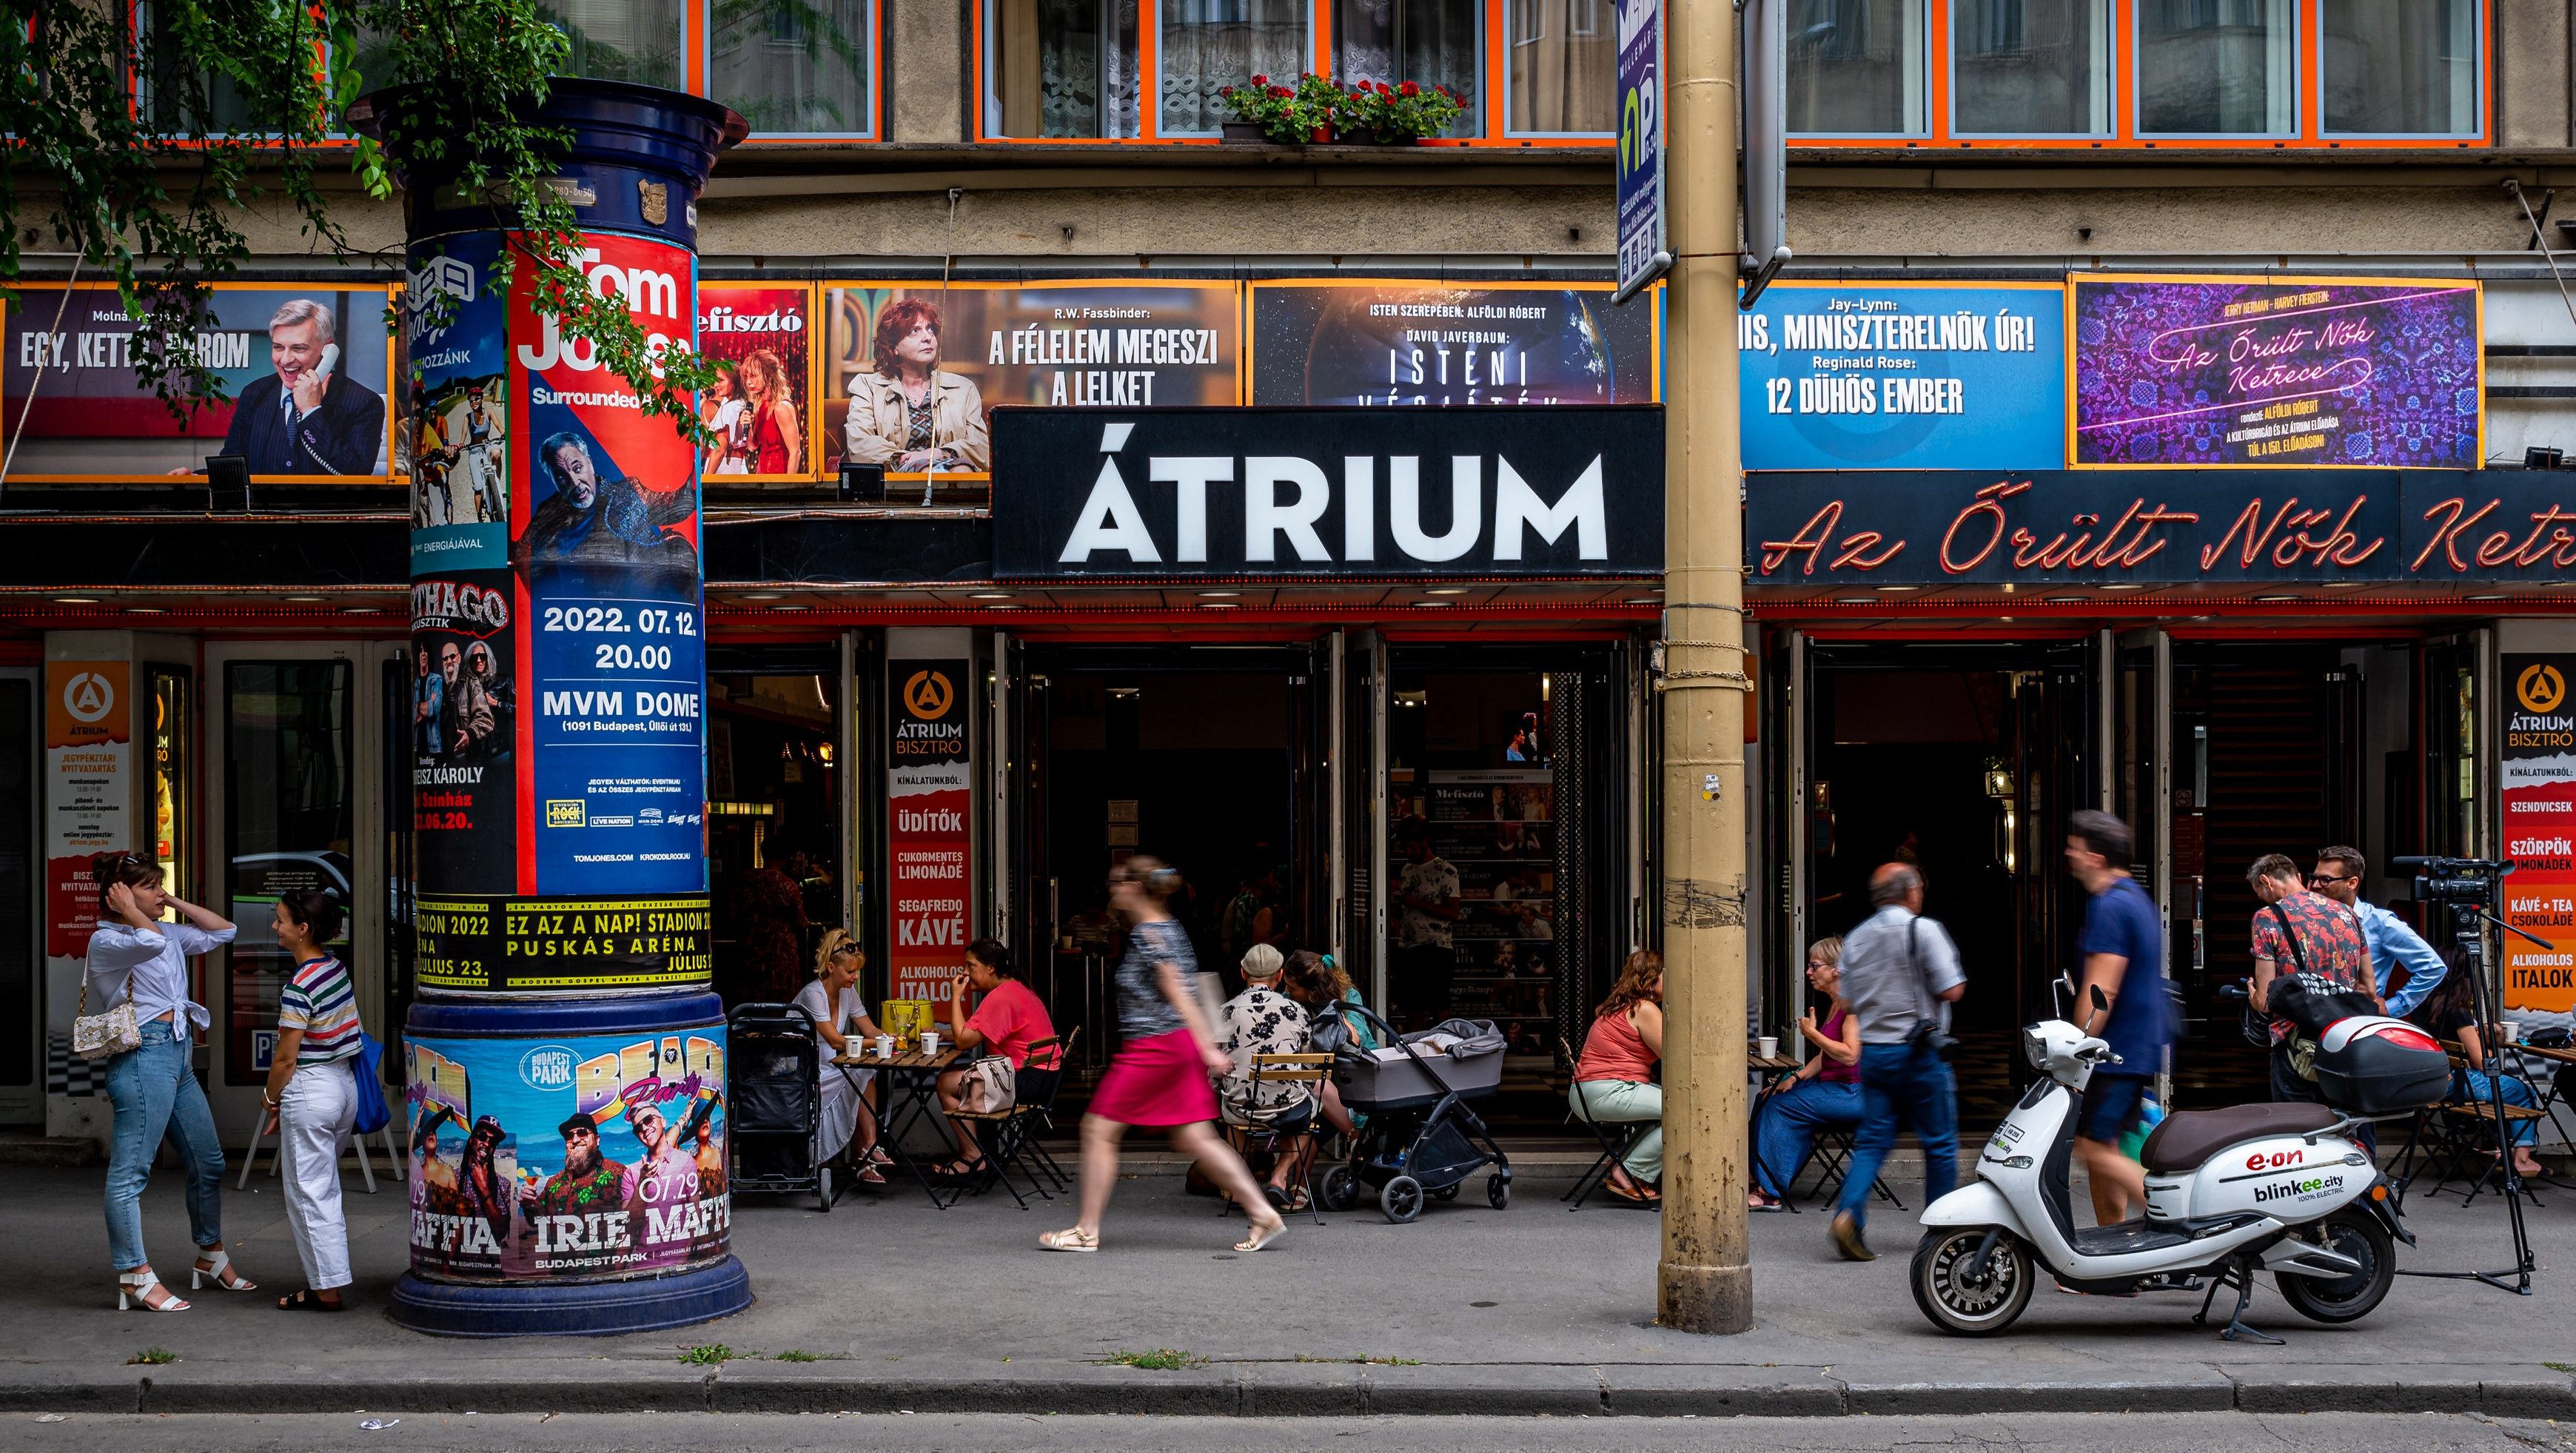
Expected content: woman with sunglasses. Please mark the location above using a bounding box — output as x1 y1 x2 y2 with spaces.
794 930 889 1185
1748 936 1863 1212
86 852 255 1311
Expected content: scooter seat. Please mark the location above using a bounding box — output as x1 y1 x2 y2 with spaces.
2137 1101 2339 1175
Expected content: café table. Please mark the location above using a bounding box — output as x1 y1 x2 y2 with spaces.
833 1044 965 1207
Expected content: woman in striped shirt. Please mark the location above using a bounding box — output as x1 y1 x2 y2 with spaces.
259 890 361 1311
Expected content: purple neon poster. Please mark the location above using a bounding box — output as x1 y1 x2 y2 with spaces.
2070 275 2482 469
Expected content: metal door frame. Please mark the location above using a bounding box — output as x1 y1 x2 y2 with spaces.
1327 628 1347 972
1785 629 1808 979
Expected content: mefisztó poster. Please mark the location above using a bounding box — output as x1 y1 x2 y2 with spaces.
1738 281 2066 471
508 230 708 899
1249 281 1658 407
408 233 513 571
2072 275 2483 469
44 661 131 959
819 281 1240 478
3 283 395 480
695 282 816 480
404 1024 729 1283
411 574 518 895
2502 654 2576 1016
887 658 971 1001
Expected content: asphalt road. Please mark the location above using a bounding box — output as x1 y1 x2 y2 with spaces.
7 1412 2570 1452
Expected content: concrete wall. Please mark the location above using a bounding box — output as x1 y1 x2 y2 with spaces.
2499 0 2575 150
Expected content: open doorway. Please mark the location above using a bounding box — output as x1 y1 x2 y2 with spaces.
708 645 844 1008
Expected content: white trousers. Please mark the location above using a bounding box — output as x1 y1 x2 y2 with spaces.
279 1060 357 1291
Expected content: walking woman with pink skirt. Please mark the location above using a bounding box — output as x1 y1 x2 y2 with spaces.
1040 856 1287 1254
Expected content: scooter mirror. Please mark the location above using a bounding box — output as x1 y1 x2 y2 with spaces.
2090 984 2109 1013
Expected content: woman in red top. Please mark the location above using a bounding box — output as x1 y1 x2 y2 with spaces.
739 349 802 475
1569 950 1664 1206
1749 936 1864 1211
933 937 1058 1175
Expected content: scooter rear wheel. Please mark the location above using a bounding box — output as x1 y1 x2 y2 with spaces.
1910 1226 2034 1336
2273 1209 2395 1324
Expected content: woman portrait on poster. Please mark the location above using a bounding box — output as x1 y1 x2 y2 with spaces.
699 361 749 475
738 348 802 475
842 297 990 473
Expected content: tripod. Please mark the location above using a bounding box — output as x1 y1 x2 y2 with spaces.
2397 901 2546 1297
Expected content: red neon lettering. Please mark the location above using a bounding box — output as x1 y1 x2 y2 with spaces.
1939 480 2031 574
1759 502 1842 577
2408 497 2498 574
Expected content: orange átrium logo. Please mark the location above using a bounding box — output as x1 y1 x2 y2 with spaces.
61 671 116 724
904 669 955 721
2519 664 2567 716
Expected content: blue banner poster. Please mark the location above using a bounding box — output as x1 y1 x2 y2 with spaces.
1739 281 2067 471
407 232 511 573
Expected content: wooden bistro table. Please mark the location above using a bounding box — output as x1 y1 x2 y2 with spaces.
833 1044 965 1207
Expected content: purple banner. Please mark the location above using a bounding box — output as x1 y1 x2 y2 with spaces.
2071 276 2481 469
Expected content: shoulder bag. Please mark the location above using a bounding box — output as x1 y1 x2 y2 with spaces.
1904 918 1959 1062
71 967 141 1061
957 1055 1017 1114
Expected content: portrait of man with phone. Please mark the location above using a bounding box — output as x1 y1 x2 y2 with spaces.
207 297 388 476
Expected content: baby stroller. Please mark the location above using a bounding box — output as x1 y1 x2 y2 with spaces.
1313 1004 1512 1223
728 1002 838 1212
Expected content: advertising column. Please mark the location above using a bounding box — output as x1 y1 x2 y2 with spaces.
363 78 751 1338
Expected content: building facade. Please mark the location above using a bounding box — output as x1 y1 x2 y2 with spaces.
4 0 2575 1141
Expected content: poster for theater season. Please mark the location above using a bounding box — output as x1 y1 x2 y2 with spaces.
1249 280 1659 407
3 282 395 479
2070 275 2482 469
405 1027 729 1283
2502 654 2576 1016
818 281 1239 476
507 230 708 899
44 661 130 959
694 283 816 480
887 658 973 1002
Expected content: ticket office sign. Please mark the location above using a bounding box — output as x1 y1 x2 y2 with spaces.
416 894 714 995
2502 654 2576 1015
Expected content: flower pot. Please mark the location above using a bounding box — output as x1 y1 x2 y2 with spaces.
1221 121 1267 144
1311 124 1334 144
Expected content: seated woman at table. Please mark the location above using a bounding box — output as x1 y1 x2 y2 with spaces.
794 930 888 1185
1281 951 1362 1140
933 937 1059 1177
1749 935 1862 1212
1568 949 1664 1207
2423 970 2548 1180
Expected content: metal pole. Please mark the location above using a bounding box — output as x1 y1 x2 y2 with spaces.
1654 0 1750 1335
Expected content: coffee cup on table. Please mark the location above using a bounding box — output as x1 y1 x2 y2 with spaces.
922 1031 942 1056
2500 1021 2522 1046
876 1033 895 1058
1756 1035 1780 1059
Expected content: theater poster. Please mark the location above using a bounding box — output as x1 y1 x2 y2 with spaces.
3 281 396 480
2071 275 2482 469
1249 280 1659 407
818 281 1240 478
404 1026 729 1283
886 657 972 1001
407 232 512 571
2503 654 2576 1016
694 282 816 480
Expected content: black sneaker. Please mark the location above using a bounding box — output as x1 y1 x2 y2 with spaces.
1830 1211 1875 1262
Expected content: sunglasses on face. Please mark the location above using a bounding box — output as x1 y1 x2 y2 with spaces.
2309 873 2355 886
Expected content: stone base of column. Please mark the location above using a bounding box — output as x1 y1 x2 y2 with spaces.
1656 1258 1753 1335
391 1256 753 1337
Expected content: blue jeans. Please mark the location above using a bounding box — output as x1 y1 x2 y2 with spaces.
104 1019 226 1271
2456 1070 2540 1147
1752 1079 1864 1198
1837 1041 1958 1230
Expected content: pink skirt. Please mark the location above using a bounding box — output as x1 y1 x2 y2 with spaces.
1087 1028 1218 1127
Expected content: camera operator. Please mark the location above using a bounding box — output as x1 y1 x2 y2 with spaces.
2308 845 2447 1019
1827 862 1965 1264
2248 853 2382 1151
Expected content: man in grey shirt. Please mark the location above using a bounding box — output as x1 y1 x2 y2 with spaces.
1826 863 1965 1263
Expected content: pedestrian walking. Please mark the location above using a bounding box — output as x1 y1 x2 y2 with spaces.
1826 862 1965 1261
87 852 257 1311
1039 856 1287 1254
259 890 360 1311
2064 811 2170 1227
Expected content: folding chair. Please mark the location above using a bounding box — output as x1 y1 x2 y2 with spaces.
1809 1121 1906 1211
1564 1078 1651 1211
1221 1052 1334 1224
2415 1098 2550 1207
236 1107 402 1193
948 1034 1072 1209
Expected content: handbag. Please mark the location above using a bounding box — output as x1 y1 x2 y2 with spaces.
956 1054 1017 1114
350 1032 392 1136
70 968 141 1061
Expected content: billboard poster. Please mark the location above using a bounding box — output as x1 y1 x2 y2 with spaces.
2502 654 2576 1017
1738 281 2066 471
407 233 513 572
410 574 519 895
694 282 816 480
414 895 713 995
3 283 395 479
819 281 1239 478
1612 0 1665 300
44 662 131 959
508 230 708 900
887 658 972 1001
404 1024 729 1283
2070 275 2483 469
1248 281 1658 408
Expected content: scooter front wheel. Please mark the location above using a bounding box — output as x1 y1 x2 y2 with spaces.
1911 1226 2034 1336
2273 1209 2395 1324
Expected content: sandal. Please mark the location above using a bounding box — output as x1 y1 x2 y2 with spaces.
1606 1179 1658 1207
853 1165 887 1186
1235 1215 1290 1252
116 1272 187 1313
1748 1192 1787 1212
191 1249 257 1292
1038 1227 1099 1252
276 1289 346 1312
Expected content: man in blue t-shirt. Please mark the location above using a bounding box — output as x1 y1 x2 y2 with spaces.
2065 809 2169 1227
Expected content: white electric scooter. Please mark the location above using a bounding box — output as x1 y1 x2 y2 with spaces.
1909 989 2410 1341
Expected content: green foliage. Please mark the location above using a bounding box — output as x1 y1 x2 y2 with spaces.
678 1343 736 1366
1099 1349 1209 1370
127 1348 178 1365
0 0 714 441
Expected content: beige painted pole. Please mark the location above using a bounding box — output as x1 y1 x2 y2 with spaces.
1652 0 1750 1335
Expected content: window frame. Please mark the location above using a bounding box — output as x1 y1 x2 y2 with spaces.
2311 0 2484 141
1782 0 1933 141
2130 0 2298 141
1944 0 2114 140
702 0 885 142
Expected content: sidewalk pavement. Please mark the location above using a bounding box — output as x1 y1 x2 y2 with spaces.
4 1156 2571 1419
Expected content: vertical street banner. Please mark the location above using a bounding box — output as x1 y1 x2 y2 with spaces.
2502 654 2576 1016
1612 0 1665 302
44 661 130 958
887 658 972 1001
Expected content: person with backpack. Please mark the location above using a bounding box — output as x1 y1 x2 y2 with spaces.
2247 853 2382 1150
1826 863 1965 1262
259 889 360 1311
2065 811 2170 1227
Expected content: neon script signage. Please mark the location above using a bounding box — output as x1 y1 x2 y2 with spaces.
1747 470 2576 587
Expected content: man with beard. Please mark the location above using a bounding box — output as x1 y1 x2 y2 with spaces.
515 432 696 574
452 640 504 762
620 1103 705 1260
521 1115 627 1223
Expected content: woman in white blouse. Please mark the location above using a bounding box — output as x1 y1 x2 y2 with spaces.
793 929 888 1185
87 852 256 1311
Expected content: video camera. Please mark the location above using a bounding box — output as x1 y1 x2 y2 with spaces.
2390 854 2513 910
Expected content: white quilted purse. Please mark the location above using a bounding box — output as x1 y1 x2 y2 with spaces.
71 971 141 1060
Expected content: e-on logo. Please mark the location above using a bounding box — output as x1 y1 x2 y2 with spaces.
2520 664 2567 715
520 1044 579 1090
905 670 955 721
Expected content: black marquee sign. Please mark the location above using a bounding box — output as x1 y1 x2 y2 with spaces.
993 406 1664 579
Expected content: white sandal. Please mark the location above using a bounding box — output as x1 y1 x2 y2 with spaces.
1037 1227 1099 1252
118 1271 189 1312
191 1249 256 1292
1235 1215 1289 1253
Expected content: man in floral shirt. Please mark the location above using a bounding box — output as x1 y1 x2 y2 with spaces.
523 1116 627 1222
1216 944 1318 1210
2247 853 2382 1144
